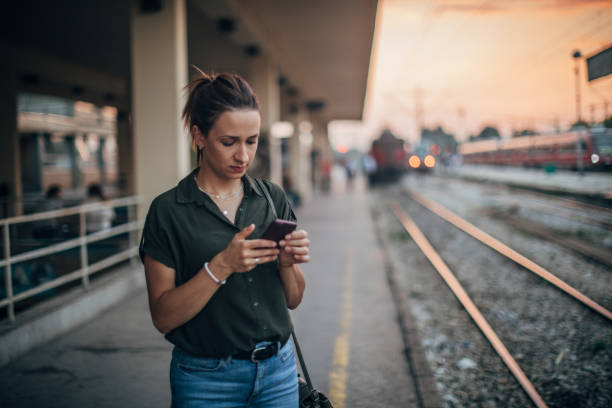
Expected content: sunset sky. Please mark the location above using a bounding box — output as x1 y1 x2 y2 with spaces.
337 0 612 147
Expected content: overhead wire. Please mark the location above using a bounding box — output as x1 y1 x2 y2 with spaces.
513 11 612 78
390 2 612 136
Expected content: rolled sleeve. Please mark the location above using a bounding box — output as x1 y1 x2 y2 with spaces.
139 198 176 269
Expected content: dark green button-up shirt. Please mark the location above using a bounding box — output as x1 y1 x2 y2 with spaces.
139 168 296 358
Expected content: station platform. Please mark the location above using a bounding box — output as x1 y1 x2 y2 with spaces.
0 179 427 407
447 164 612 200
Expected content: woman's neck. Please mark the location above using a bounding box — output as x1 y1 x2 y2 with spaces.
195 167 242 196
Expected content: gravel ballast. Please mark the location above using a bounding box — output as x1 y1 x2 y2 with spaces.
373 174 612 408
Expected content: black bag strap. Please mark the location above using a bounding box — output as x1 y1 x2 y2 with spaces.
256 178 278 219
291 327 316 392
255 178 317 394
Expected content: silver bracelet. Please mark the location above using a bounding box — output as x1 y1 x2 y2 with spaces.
204 262 226 285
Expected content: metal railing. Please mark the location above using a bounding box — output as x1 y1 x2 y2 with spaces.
0 196 142 321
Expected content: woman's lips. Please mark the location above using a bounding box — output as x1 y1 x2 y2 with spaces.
230 166 246 173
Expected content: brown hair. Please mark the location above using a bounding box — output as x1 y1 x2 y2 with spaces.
182 67 260 164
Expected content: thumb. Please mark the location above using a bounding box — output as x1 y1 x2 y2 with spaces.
234 224 255 240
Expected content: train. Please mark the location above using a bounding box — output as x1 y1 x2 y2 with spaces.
458 130 612 170
367 129 437 184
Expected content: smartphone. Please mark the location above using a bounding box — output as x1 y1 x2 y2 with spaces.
262 219 297 243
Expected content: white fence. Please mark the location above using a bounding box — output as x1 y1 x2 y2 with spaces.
0 196 142 321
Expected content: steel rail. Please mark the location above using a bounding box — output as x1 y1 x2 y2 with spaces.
408 190 612 322
389 201 548 408
509 186 612 216
502 200 612 229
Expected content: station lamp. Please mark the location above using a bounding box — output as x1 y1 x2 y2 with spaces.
271 121 294 139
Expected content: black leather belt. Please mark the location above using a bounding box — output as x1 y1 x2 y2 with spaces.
233 341 283 362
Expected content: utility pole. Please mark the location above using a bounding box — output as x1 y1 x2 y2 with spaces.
572 50 582 124
572 49 584 175
414 87 424 142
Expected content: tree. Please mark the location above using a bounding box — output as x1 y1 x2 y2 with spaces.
476 126 501 140
570 119 590 130
421 126 458 154
512 129 536 138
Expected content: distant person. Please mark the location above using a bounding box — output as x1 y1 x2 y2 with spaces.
320 157 331 193
85 184 114 234
363 154 377 186
39 185 63 212
33 185 64 240
139 70 309 407
345 157 357 189
30 185 65 291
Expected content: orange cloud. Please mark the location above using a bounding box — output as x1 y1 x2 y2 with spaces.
432 0 612 15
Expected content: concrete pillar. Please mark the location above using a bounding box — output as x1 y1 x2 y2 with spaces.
131 0 188 209
0 65 20 216
287 111 313 203
116 110 134 195
311 115 331 194
66 135 80 190
32 134 43 193
248 57 281 184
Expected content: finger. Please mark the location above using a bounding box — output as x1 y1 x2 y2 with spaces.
283 246 309 255
247 248 280 258
245 239 278 248
252 255 278 264
293 254 310 263
234 224 256 240
279 238 310 247
283 229 308 241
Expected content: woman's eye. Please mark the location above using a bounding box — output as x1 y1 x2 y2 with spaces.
247 140 257 145
221 141 234 146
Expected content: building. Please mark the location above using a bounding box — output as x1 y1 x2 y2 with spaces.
1 0 378 216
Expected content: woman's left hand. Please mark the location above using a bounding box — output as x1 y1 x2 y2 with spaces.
278 229 310 267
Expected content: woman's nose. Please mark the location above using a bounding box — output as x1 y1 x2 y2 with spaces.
235 144 249 162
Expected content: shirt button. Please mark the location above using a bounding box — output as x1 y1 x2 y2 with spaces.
247 277 253 283
263 325 268 330
253 301 259 307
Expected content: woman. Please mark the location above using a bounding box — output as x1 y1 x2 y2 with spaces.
140 70 309 407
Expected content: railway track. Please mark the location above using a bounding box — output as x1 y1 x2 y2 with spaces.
405 176 612 268
386 190 612 408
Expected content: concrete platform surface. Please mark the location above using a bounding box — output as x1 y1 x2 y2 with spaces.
0 184 418 407
448 164 612 197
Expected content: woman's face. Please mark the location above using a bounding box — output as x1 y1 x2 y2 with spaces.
195 109 261 181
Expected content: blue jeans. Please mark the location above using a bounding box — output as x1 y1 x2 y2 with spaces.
170 340 298 407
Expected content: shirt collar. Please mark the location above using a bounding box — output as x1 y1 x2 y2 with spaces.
176 168 262 205
176 168 204 205
243 174 264 197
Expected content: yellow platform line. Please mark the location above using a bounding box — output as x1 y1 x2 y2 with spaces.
328 247 355 408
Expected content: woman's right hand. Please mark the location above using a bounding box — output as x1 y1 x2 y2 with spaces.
209 224 280 280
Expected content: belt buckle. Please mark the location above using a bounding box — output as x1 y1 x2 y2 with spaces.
250 346 268 363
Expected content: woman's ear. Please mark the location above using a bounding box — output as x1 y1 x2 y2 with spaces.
191 125 205 149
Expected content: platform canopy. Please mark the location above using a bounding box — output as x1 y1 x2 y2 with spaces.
193 0 378 120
